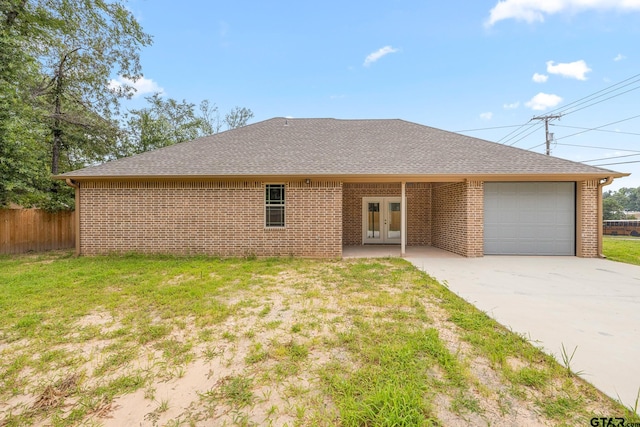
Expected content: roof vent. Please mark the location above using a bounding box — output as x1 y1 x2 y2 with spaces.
284 118 288 126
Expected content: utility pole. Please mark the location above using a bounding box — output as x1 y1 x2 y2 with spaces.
532 114 562 155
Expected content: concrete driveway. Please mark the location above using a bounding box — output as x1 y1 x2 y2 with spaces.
405 248 640 407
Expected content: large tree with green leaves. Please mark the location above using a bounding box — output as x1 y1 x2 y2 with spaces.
119 93 254 157
1 0 151 208
27 0 152 174
0 0 49 206
605 187 640 212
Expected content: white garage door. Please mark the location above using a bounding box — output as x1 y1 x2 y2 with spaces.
484 182 575 255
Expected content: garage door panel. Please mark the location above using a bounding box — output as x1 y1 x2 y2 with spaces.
484 182 575 255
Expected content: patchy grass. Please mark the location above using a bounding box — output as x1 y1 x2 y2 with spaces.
0 251 633 426
603 235 640 265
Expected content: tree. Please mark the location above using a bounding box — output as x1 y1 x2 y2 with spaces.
120 94 204 156
120 94 254 156
1 0 51 207
224 106 254 130
28 0 152 174
603 197 628 220
604 187 640 213
1 0 151 208
198 99 222 135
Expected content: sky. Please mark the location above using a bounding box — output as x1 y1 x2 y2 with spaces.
118 0 640 190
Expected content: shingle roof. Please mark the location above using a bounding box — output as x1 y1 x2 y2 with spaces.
57 117 624 179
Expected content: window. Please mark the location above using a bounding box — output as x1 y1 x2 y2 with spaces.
265 184 285 227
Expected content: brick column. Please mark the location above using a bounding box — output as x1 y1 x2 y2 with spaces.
577 180 599 258
432 180 484 257
465 180 484 257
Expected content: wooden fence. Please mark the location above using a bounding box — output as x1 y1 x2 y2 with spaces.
0 209 75 254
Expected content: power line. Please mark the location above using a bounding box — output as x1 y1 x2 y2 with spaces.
553 113 640 141
557 84 640 117
498 72 640 148
582 153 640 163
552 124 640 137
496 122 538 144
556 142 640 153
531 114 562 155
547 72 640 116
527 142 546 150
455 124 524 132
500 121 542 145
507 123 544 147
591 160 640 167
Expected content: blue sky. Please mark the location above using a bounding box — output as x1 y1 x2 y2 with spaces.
118 0 640 190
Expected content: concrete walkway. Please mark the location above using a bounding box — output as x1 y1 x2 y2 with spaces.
348 246 640 406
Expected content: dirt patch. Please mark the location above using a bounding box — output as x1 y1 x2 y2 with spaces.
0 258 627 426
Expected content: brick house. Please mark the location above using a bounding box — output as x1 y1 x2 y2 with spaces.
56 118 627 258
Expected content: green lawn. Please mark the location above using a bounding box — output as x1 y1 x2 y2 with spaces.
0 252 635 426
603 235 640 266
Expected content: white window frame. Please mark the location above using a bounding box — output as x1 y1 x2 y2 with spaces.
265 184 285 228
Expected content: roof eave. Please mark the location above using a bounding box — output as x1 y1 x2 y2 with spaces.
54 172 630 183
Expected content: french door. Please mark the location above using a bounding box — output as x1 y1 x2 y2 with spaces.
362 197 401 244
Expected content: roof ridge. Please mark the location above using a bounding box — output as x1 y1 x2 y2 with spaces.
54 116 626 180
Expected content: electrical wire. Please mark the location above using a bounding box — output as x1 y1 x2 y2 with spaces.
553 114 640 141
496 122 538 144
556 85 640 117
507 124 544 146
582 153 640 163
526 142 546 150
455 124 524 132
547 72 640 117
551 124 640 137
497 72 640 149
555 142 640 153
591 160 640 167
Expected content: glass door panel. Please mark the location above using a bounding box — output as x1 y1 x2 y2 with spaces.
366 202 381 239
387 202 401 240
362 197 401 244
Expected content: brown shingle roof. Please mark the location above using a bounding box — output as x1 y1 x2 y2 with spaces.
56 117 625 179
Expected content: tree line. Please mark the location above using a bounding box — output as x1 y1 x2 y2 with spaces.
0 0 252 211
603 187 640 220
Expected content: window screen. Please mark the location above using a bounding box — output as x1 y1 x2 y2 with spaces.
265 184 285 227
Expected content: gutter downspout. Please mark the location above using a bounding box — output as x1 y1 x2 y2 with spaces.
401 181 406 256
597 176 614 258
64 179 80 256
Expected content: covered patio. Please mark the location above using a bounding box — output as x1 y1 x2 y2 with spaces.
342 245 463 259
342 181 484 257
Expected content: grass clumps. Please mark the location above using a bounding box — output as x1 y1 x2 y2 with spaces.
0 252 631 426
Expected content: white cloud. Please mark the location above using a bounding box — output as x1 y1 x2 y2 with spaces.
525 92 563 111
532 73 548 83
546 60 591 80
108 76 164 97
480 112 493 120
614 53 626 61
485 0 640 27
503 101 520 109
363 46 399 67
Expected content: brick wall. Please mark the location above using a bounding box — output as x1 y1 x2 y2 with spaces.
577 180 599 258
407 183 432 246
432 181 484 257
342 183 431 246
79 181 342 258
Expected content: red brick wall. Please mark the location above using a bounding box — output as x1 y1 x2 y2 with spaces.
342 183 431 246
79 181 342 257
432 181 483 257
578 180 599 258
407 183 432 246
